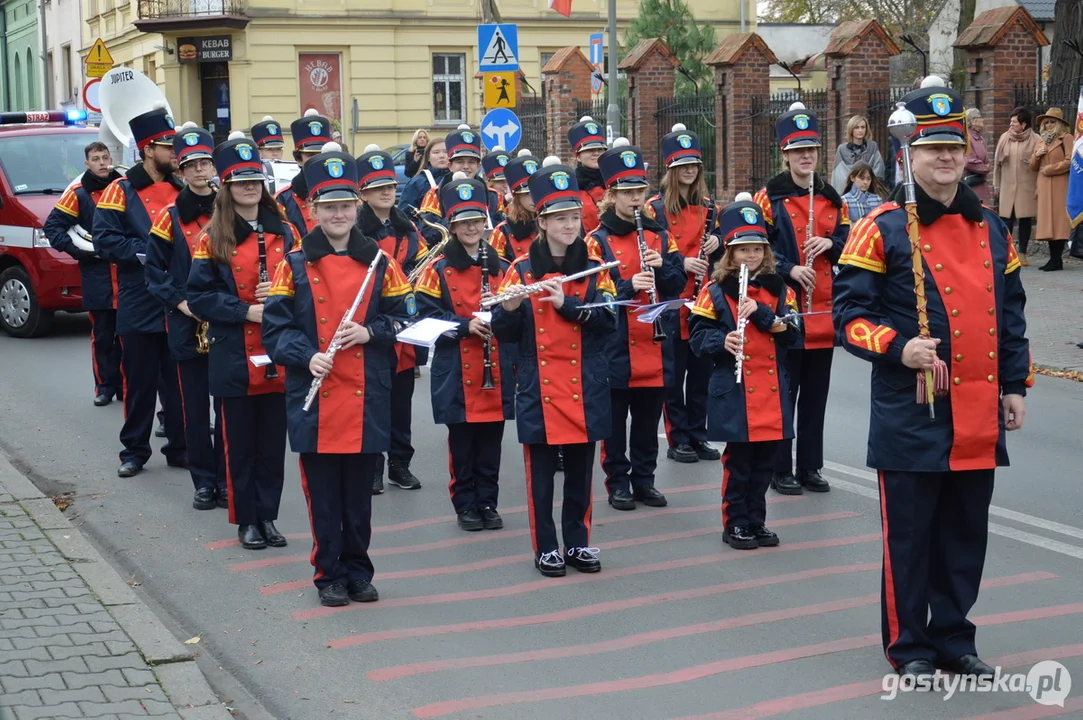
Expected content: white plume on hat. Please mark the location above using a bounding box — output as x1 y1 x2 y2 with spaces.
321 142 342 152
788 101 805 111
261 115 275 122
735 192 754 202
452 171 468 180
179 121 199 130
152 100 167 110
671 123 687 132
457 123 471 130
580 116 594 122
517 148 532 157
612 137 630 148
304 108 320 117
921 75 947 88
227 130 245 140
492 145 505 152
542 155 561 167
363 143 381 152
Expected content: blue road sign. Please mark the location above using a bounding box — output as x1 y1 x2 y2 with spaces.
478 24 519 72
481 108 522 153
589 32 604 94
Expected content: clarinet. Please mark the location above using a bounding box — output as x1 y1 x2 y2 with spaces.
634 207 667 342
256 224 279 380
734 262 749 385
479 240 495 390
804 178 815 315
692 197 717 298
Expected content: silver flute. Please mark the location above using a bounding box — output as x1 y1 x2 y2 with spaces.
303 249 386 412
734 262 749 384
804 179 815 314
480 261 620 309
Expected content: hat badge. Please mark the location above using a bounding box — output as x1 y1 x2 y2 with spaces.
497 155 509 167
237 144 253 161
524 160 538 174
552 172 569 190
620 150 638 168
309 121 323 136
678 134 692 149
585 123 599 135
165 115 175 129
183 132 200 146
267 123 278 135
794 114 810 130
741 207 758 225
458 184 473 200
928 94 951 117
370 156 384 170
462 131 475 144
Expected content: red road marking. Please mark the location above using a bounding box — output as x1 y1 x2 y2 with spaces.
301 532 881 622
204 481 723 549
411 605 1083 718
960 696 1083 719
261 511 860 595
368 571 1056 681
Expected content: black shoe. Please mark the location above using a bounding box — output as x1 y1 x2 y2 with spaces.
1039 260 1063 271
457 509 484 532
565 546 601 573
347 579 378 603
750 524 779 547
238 524 266 550
215 486 229 509
166 456 188 470
93 393 112 407
192 487 216 511
608 488 636 511
632 486 668 507
258 521 287 547
372 470 385 495
770 472 803 495
388 461 422 490
942 654 995 676
534 550 566 577
556 447 564 473
898 659 936 680
691 441 721 461
413 366 421 378
723 525 758 550
117 461 142 478
318 583 349 607
478 507 503 530
154 423 166 438
798 469 830 492
666 444 699 463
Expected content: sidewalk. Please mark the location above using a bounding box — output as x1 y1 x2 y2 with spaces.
0 453 232 720
1018 250 1083 373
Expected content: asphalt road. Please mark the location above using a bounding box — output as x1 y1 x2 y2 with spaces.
1 311 1082 720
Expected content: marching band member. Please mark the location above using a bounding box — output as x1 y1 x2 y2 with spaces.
276 109 333 236
689 195 802 550
645 124 724 465
263 145 415 607
94 104 186 478
586 140 686 511
491 159 618 577
251 116 285 161
833 79 1030 679
187 133 298 550
415 174 514 532
481 146 510 201
569 117 608 234
418 125 504 246
146 124 223 510
754 103 850 496
355 145 427 494
44 141 122 406
488 151 540 262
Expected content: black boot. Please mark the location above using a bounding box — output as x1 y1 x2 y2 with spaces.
797 469 831 492
770 472 803 495
1040 240 1065 271
238 524 266 550
722 525 758 550
372 456 385 495
388 460 422 490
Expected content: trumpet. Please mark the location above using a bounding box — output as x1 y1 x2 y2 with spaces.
735 262 749 384
634 207 667 342
196 321 210 355
480 261 620 309
405 205 451 285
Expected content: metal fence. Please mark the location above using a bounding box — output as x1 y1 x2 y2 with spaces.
517 95 548 157
748 89 828 191
1014 76 1083 128
866 86 914 183
575 94 627 132
655 93 717 196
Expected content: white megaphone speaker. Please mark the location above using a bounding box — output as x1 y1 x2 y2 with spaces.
98 66 173 170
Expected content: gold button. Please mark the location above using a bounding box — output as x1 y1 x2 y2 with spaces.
746 369 752 376
571 377 578 384
951 309 959 317
307 261 313 266
980 241 986 248
956 354 963 361
539 345 546 351
630 340 637 346
785 198 790 203
526 273 532 280
541 360 547 367
987 375 995 383
466 380 472 386
186 231 191 236
790 213 797 218
539 328 546 334
935 264 943 271
988 308 995 315
984 261 991 268
747 387 755 393
989 328 996 336
321 391 329 398
571 344 578 350
355 390 362 396
246 329 252 335
320 318 327 324
455 301 462 307
318 297 325 303
989 352 996 359
355 352 362 359
987 285 993 292
979 221 985 228
537 308 544 314
320 337 326 343
446 269 452 276
954 330 962 338
543 379 550 385
276 247 282 253
923 244 931 252
451 286 457 291
235 266 242 271
616 250 622 256
543 397 551 403
464 364 471 370
744 355 751 361
944 287 952 294
313 278 320 284
463 348 469 354
768 354 775 360
621 264 627 270
572 394 580 401
768 369 775 375
573 325 580 333
247 346 253 351
232 251 238 256
238 284 246 290
954 377 961 385
769 337 775 343
771 386 778 392
571 360 578 366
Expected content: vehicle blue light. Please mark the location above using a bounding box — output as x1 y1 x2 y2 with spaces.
65 109 88 123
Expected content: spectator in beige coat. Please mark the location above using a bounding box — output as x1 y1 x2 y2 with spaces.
992 107 1039 266
1031 107 1074 272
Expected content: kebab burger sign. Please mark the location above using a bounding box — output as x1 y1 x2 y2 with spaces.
178 36 233 63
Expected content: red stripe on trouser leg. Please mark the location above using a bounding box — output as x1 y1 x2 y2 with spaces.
720 445 732 528
446 435 456 504
221 404 236 525
298 458 325 584
117 336 130 422
175 365 189 432
582 447 594 542
522 446 538 554
879 470 901 668
89 312 104 390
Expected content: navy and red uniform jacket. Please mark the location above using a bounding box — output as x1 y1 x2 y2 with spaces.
833 185 1033 472
186 206 299 398
146 188 214 361
755 173 850 350
586 210 687 389
645 193 723 340
94 164 184 334
489 216 537 263
357 203 428 373
276 171 311 237
415 238 515 425
575 165 606 235
689 272 802 442
491 239 618 445
418 179 504 247
44 169 123 311
262 227 415 455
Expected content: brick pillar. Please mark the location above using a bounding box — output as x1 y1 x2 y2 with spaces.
955 6 1049 135
542 47 593 163
618 38 679 176
707 33 776 202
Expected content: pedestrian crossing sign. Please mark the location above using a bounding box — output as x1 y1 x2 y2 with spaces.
478 24 519 72
483 72 517 109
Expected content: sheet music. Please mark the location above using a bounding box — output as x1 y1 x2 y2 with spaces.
396 318 461 347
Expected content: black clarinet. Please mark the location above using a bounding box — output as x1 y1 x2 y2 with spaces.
634 207 667 342
692 197 717 298
479 239 495 390
256 224 279 380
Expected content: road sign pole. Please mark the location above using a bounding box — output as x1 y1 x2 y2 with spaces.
606 0 620 142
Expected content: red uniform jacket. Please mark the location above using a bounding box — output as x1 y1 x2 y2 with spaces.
489 216 537 263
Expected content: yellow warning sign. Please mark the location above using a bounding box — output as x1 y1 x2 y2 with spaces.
483 72 516 109
84 38 114 78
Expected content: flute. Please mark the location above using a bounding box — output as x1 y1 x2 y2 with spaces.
480 261 620 309
804 179 814 314
734 262 749 384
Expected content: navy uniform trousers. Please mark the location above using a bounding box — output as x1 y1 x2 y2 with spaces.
89 309 122 400
374 367 417 477
175 356 222 493
219 393 286 526
525 443 595 555
722 441 778 529
774 348 833 473
602 387 665 495
878 469 994 668
447 421 504 514
118 333 184 466
663 338 710 447
299 453 376 590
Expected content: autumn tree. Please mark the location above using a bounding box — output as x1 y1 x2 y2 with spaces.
1048 0 1083 88
624 0 716 97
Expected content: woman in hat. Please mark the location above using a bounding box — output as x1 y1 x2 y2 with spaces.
689 194 802 550
568 117 608 234
645 123 723 466
276 109 333 236
1030 107 1074 271
488 151 540 262
414 173 514 533
263 143 415 607
187 132 299 551
491 158 618 578
481 146 511 203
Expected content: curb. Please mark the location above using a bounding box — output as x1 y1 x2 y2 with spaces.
0 451 233 720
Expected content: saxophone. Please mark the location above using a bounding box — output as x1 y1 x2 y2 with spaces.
196 321 210 354
405 205 451 286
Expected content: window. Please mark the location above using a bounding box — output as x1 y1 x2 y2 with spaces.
432 53 465 125
540 52 555 69
0 132 94 193
62 45 72 100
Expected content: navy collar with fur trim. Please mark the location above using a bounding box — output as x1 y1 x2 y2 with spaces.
231 204 286 244
302 226 380 264
765 171 842 208
528 235 590 277
175 187 216 225
290 170 309 201
506 216 536 241
126 161 184 193
720 271 785 300
357 202 414 237
81 168 122 194
442 232 503 274
599 208 664 237
890 180 984 226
